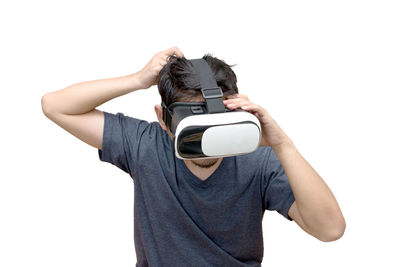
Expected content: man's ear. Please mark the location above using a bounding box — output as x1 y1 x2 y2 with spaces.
154 104 168 131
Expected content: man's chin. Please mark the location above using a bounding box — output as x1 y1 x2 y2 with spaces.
191 158 219 169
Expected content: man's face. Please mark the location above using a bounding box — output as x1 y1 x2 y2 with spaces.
155 95 225 169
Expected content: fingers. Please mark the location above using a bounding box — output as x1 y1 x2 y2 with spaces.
152 46 184 69
223 97 268 122
223 97 252 110
162 46 184 58
222 94 266 115
223 94 250 105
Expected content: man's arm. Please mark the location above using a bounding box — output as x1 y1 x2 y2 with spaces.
41 73 143 149
41 46 184 149
223 94 346 242
276 141 346 242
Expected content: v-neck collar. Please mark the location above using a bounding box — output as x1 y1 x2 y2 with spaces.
177 157 227 188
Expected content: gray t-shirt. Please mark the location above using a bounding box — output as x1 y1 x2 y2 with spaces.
98 111 295 267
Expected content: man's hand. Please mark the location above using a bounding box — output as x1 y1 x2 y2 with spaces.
223 94 346 242
223 94 292 149
137 46 185 89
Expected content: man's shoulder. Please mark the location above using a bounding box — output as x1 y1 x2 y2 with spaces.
115 112 163 135
234 146 272 174
106 111 170 147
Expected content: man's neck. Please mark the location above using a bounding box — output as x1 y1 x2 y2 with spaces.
184 158 223 181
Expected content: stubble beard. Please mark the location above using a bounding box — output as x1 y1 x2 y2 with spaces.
190 158 219 169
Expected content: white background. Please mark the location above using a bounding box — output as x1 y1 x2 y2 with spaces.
1 0 399 266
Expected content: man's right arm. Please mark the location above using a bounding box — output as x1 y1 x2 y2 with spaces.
41 72 144 150
41 46 184 150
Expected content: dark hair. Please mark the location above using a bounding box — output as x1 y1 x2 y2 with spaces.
157 54 238 107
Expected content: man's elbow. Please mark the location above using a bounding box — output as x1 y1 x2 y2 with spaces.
41 94 51 116
41 93 56 118
318 217 346 242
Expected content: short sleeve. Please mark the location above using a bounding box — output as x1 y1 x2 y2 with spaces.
262 148 296 221
98 111 151 177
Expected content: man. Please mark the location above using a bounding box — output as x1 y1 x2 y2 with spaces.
41 46 345 266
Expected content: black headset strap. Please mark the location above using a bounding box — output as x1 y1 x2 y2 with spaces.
162 58 226 128
162 102 172 129
189 59 226 113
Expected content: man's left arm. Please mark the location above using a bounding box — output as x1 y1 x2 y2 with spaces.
223 94 346 242
274 140 346 242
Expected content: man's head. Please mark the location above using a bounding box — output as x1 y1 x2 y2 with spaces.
154 54 238 139
153 54 238 168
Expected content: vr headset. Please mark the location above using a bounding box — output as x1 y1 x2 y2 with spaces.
162 58 261 160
